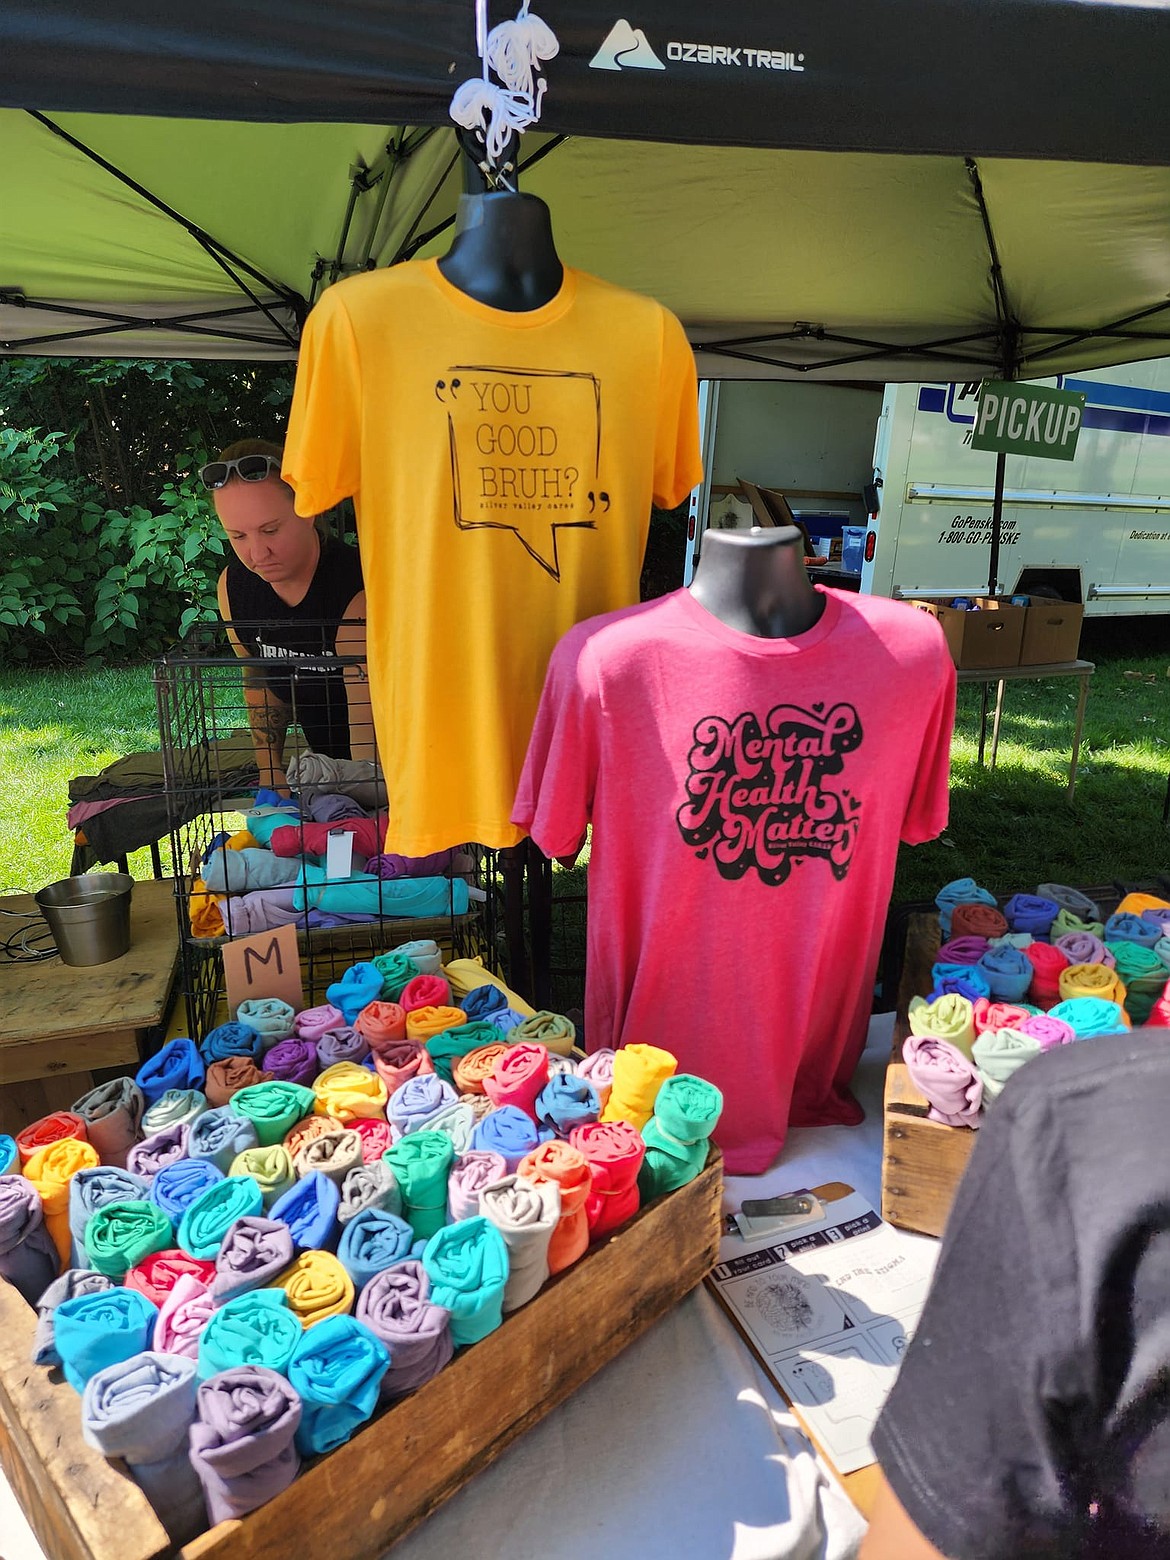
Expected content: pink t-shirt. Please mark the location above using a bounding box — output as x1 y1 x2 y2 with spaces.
513 587 956 1174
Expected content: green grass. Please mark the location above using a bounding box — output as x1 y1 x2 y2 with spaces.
2 647 1168 983
893 657 1170 903
0 663 168 894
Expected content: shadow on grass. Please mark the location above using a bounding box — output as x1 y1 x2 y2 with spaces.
895 757 1169 903
0 722 146 768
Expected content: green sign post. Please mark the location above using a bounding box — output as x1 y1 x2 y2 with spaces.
972 381 1086 460
972 380 1088 596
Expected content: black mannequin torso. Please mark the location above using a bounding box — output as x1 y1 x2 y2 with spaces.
689 526 825 638
438 190 564 313
438 163 567 970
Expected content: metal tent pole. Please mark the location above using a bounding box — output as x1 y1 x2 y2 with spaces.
966 157 1020 601
988 449 1007 596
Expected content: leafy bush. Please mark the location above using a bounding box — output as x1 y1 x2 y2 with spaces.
0 357 293 662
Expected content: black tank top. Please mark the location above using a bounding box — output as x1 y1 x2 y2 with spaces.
224 534 364 759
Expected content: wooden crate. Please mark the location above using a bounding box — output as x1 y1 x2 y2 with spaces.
881 883 1134 1236
881 913 977 1237
0 1150 723 1560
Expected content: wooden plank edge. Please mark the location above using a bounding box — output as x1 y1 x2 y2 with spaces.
183 1152 724 1560
882 1119 978 1239
884 1059 932 1118
0 1286 172 1560
0 1032 142 1080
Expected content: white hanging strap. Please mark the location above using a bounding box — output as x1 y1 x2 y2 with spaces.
450 2 560 181
485 10 558 101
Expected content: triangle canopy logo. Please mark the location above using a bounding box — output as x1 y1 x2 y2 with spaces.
590 19 666 71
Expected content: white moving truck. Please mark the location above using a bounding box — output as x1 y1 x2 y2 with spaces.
687 359 1170 616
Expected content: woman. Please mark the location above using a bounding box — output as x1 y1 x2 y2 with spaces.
204 438 371 792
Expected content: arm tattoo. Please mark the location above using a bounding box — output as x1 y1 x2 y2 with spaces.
245 685 291 757
252 705 290 747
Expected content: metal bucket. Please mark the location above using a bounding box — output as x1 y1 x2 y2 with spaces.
34 872 134 967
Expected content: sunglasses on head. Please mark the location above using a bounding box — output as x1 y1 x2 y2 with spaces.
199 454 282 490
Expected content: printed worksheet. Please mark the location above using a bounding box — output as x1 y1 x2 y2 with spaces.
707 1191 938 1473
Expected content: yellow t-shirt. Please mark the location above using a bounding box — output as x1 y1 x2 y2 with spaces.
283 258 702 854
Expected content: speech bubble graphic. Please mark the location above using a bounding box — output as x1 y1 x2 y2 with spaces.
444 363 603 579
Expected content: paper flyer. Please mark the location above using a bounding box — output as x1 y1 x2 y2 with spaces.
707 1191 938 1474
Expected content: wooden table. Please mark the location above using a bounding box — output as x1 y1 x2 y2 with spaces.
958 657 1095 799
0 877 180 1135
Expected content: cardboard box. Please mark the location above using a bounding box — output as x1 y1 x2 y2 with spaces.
1019 597 1084 665
0 1152 723 1560
911 597 1025 669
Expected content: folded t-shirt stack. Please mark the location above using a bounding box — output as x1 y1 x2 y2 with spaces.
188 1365 302 1522
192 795 474 935
142 1089 208 1136
356 1260 453 1398
125 1250 215 1306
136 1039 205 1106
15 1113 89 1167
234 999 298 1052
0 1174 60 1304
204 1058 271 1109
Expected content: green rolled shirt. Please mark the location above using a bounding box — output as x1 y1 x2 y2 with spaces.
197 1288 302 1380
971 1026 1043 1102
230 1081 315 1146
638 1074 723 1201
84 1199 173 1278
425 1021 503 1084
178 1174 265 1259
512 1010 576 1057
230 1145 296 1208
383 1131 454 1242
373 951 420 1002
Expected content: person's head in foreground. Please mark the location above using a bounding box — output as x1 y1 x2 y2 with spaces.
861 1026 1170 1560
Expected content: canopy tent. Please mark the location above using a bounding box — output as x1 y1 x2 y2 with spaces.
2 0 1170 379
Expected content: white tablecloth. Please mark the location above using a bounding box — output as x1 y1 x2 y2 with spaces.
2 1014 907 1560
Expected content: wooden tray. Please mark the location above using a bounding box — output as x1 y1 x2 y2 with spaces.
881 913 977 1238
881 884 1136 1236
0 1151 723 1560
